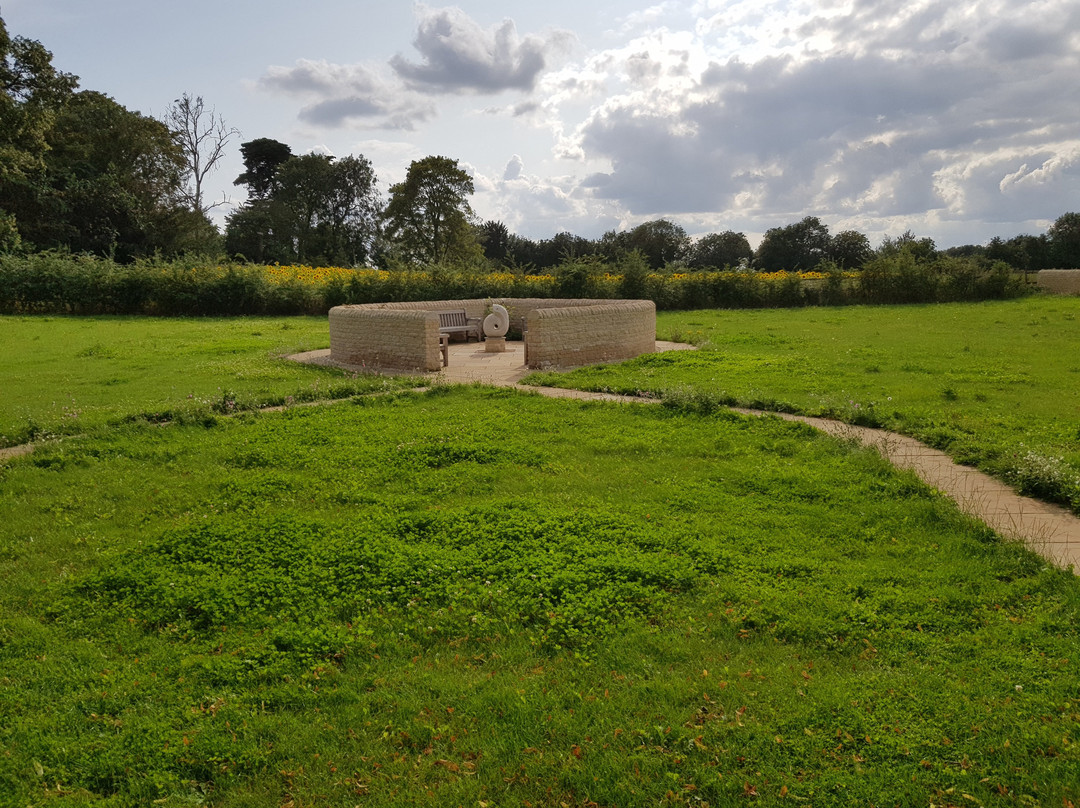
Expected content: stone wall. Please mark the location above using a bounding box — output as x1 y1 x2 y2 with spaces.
328 298 656 371
328 307 441 371
525 301 656 369
350 298 625 336
1036 270 1080 295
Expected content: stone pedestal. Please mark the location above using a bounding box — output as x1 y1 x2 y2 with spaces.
484 336 507 353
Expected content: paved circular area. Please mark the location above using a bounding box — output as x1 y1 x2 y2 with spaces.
290 339 695 385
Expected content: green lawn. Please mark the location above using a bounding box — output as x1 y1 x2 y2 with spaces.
526 296 1080 512
1 304 1079 806
0 315 420 446
2 388 1078 806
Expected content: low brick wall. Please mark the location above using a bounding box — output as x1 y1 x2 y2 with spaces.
329 307 441 371
525 301 656 369
1036 270 1080 295
328 298 656 371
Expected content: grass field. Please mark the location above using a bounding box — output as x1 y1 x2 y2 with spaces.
1 302 1079 806
0 315 418 447
527 296 1080 513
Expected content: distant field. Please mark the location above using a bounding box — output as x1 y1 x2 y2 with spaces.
527 296 1080 512
2 387 1078 806
0 315 421 446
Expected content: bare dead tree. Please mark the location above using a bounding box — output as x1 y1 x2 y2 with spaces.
165 93 240 214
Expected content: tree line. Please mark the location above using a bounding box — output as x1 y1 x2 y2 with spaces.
3 14 1079 274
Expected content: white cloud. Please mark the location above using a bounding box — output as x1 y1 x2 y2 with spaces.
529 0 1080 240
259 59 380 96
258 58 434 130
257 6 570 131
503 154 524 181
249 0 1080 244
390 5 574 94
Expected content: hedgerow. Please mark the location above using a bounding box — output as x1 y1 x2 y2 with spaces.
0 251 1029 315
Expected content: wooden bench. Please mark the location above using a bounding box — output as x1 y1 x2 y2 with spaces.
436 309 482 343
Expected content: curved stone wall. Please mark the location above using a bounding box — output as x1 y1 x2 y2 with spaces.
1036 270 1080 295
329 298 656 371
329 306 442 371
525 300 656 369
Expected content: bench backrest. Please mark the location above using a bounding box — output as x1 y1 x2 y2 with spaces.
437 310 468 328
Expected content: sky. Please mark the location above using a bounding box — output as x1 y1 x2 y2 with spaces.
4 0 1080 249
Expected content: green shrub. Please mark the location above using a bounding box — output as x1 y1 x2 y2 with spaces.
0 251 1030 316
554 256 604 297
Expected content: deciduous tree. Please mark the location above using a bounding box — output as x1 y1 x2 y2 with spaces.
687 231 752 269
878 230 936 262
225 151 381 266
383 155 479 263
27 90 194 259
0 15 77 237
479 219 510 264
1047 212 1080 268
1 17 212 258
827 230 873 269
601 219 689 269
755 216 831 272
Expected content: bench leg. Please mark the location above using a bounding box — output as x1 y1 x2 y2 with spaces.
439 334 449 367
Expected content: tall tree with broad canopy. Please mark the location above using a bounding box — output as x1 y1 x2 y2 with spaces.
0 14 78 239
29 90 196 259
383 155 479 264
986 233 1052 273
1047 212 1080 268
276 153 381 266
878 230 937 262
687 231 753 269
234 138 293 201
1 15 213 257
827 230 873 269
600 219 690 269
225 151 381 266
479 219 510 264
755 216 832 272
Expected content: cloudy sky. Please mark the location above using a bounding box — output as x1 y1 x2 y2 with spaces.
5 0 1080 248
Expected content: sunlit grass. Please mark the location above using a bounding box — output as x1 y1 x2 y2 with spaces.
0 315 421 445
526 296 1080 511
2 302 1079 805
2 388 1077 806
